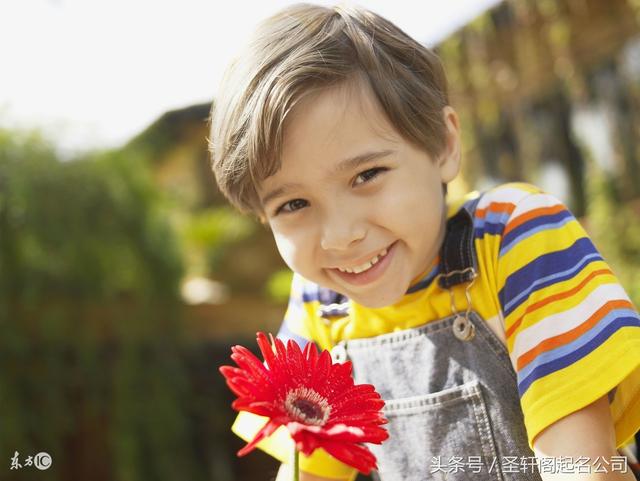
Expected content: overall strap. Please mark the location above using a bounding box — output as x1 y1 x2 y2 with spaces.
437 195 483 290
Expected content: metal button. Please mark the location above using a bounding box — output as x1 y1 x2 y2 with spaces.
453 315 475 341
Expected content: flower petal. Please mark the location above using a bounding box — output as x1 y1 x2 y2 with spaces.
222 373 269 400
328 411 388 428
322 424 389 444
273 335 289 372
257 333 292 390
308 348 331 393
320 439 378 475
237 419 281 457
230 345 272 386
286 339 308 385
231 399 279 418
322 361 354 399
290 421 388 444
302 340 318 370
287 421 322 456
329 384 380 410
256 332 277 370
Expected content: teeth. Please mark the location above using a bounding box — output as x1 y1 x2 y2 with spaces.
337 248 388 274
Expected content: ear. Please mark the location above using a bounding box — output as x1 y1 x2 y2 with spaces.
437 106 462 184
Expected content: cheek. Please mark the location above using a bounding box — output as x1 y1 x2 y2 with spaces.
273 233 295 265
273 231 312 273
375 185 428 226
378 182 443 242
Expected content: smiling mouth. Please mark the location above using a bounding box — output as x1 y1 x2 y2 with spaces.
336 247 389 274
328 241 397 286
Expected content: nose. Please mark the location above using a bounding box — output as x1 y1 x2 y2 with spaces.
319 208 366 251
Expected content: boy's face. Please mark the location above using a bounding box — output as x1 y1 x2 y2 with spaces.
258 81 461 308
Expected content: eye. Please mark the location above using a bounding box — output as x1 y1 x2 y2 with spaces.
274 198 308 216
353 167 389 186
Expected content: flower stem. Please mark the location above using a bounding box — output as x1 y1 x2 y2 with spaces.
291 445 299 481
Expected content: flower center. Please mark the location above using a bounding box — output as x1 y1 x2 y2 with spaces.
284 386 331 426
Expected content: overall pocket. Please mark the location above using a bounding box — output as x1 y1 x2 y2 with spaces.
370 379 504 481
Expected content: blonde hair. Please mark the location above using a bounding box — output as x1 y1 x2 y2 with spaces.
209 3 449 216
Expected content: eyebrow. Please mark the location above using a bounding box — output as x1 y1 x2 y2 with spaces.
260 182 302 208
334 149 396 174
260 149 396 208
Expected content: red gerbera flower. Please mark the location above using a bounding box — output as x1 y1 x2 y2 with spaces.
219 332 389 474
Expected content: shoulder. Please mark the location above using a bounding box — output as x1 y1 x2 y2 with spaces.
464 183 575 241
447 183 548 243
475 182 545 215
447 182 544 220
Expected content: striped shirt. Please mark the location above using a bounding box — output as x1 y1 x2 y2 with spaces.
232 182 640 479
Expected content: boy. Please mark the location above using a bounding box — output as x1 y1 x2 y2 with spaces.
209 4 640 480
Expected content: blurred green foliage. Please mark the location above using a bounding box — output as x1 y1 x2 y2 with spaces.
265 269 294 304
0 128 208 481
182 206 256 275
0 129 183 302
586 169 640 306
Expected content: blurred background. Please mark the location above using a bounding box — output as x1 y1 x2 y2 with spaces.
1 0 639 480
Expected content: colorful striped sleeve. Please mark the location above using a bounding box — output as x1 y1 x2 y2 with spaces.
276 273 315 347
231 273 358 480
496 187 640 450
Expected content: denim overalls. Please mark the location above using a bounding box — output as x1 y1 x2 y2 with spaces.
328 198 543 481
